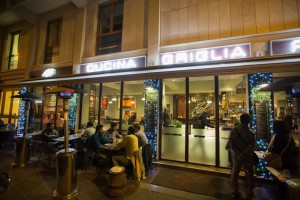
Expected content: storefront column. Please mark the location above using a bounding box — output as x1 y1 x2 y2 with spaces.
147 0 160 66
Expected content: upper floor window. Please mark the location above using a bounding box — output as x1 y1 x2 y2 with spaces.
5 31 20 70
97 0 123 55
44 18 62 63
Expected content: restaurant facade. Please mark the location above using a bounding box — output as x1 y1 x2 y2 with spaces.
1 0 300 170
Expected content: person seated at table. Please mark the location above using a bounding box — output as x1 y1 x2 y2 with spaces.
104 122 122 140
81 121 95 138
0 118 5 128
87 124 112 152
112 126 144 180
133 123 148 148
41 123 60 142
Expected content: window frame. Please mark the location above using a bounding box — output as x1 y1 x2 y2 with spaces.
96 0 124 55
7 30 21 70
44 18 62 64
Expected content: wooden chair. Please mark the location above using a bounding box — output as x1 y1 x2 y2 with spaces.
32 140 57 172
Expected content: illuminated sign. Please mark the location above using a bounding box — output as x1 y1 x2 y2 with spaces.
270 37 300 55
79 56 146 73
41 68 56 78
160 44 251 65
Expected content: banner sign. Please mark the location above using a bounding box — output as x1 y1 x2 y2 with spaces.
159 43 251 65
79 56 146 74
270 37 300 55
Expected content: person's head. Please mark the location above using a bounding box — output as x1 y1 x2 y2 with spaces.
240 113 251 125
205 108 212 113
46 123 55 130
127 126 135 135
273 120 289 135
95 124 104 134
110 122 118 130
86 121 93 128
133 123 140 132
278 112 285 120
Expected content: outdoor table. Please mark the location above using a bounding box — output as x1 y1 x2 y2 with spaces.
99 143 123 157
54 135 80 143
53 135 81 148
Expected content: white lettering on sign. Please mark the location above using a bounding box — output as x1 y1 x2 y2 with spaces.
291 40 300 53
86 59 136 73
81 56 146 73
41 68 56 78
160 44 250 65
270 37 300 55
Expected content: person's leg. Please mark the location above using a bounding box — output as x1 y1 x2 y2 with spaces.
112 156 128 166
231 157 242 196
243 164 254 200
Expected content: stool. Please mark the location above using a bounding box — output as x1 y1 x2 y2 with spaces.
107 166 127 198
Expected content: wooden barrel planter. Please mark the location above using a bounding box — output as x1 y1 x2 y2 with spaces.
107 166 127 198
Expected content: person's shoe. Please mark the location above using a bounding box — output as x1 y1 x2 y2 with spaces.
231 192 241 198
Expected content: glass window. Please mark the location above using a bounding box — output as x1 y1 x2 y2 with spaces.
218 75 247 167
97 0 123 55
161 78 186 162
0 90 20 124
188 77 216 165
44 18 62 63
42 92 58 127
3 91 12 115
123 80 145 135
8 31 20 70
3 31 20 70
101 82 121 131
81 84 100 127
11 91 20 116
29 87 44 131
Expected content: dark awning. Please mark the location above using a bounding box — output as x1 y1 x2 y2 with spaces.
1 55 300 89
259 76 300 91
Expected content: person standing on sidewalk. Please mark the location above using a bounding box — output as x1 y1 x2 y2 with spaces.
228 113 256 199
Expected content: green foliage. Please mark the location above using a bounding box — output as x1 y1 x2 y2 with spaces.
173 120 182 128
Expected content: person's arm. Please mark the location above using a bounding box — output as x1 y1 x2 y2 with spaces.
41 130 52 141
100 134 112 144
116 136 126 148
53 130 60 138
267 135 276 151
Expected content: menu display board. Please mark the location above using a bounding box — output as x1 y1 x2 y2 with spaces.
145 101 155 132
255 101 269 139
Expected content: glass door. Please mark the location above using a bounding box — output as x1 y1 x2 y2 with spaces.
161 78 186 161
188 76 216 165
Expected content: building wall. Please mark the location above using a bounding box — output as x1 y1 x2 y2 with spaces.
160 0 300 46
122 0 146 51
35 4 77 66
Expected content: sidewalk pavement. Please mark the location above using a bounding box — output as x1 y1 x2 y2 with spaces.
0 147 276 200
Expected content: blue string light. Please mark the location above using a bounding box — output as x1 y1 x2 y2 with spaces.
17 87 27 135
248 73 274 176
68 93 77 132
144 79 160 154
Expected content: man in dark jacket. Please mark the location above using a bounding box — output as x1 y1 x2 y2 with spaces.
228 113 256 199
87 124 112 152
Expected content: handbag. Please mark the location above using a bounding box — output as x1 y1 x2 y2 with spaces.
235 128 258 165
263 135 291 169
